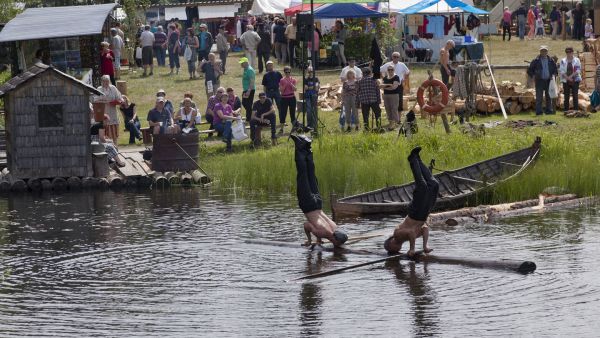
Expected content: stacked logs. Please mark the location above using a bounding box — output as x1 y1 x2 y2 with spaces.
318 83 343 112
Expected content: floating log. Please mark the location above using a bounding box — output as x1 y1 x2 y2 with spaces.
124 176 138 189
107 174 123 189
97 177 109 190
51 177 68 191
180 172 193 187
137 175 153 188
27 178 43 192
67 176 82 190
152 172 169 188
0 174 11 193
81 177 98 189
165 172 180 185
191 169 210 184
41 179 52 190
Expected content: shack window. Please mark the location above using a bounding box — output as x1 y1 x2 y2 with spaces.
38 104 64 128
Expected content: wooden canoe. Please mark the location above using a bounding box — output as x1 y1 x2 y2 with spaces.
331 137 542 218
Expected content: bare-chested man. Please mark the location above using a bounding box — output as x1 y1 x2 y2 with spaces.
440 40 456 88
291 133 348 247
384 147 439 257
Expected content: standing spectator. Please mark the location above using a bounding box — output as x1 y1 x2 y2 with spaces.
342 70 358 131
197 24 213 62
119 95 142 144
97 75 122 141
356 68 381 130
307 25 320 70
334 20 347 67
250 92 277 146
502 7 512 41
240 25 261 69
273 19 287 64
512 4 527 41
257 23 272 74
213 93 239 152
184 28 199 80
535 15 545 38
167 23 180 75
215 26 229 74
381 65 401 130
527 45 558 115
200 53 223 98
572 3 585 40
340 58 363 82
550 6 561 40
439 40 456 88
110 28 123 80
262 60 283 120
139 25 155 76
114 22 125 41
585 18 594 39
278 66 297 134
559 46 582 111
285 17 297 67
100 42 116 85
153 26 167 67
303 66 319 131
240 57 256 122
380 52 410 117
527 6 536 40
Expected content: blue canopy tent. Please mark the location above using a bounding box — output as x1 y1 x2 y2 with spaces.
399 0 488 15
310 3 388 18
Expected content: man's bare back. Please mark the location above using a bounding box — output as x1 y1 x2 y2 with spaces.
385 217 433 257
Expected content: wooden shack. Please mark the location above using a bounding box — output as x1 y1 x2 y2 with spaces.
0 63 102 180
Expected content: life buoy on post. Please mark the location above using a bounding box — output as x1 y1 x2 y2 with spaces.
417 79 449 114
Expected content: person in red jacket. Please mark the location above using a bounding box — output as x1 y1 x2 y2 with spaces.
100 41 116 85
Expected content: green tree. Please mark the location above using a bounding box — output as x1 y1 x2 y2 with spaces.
0 0 23 23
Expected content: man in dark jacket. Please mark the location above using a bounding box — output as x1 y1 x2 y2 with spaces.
572 3 585 40
527 45 558 115
257 23 272 73
511 5 527 40
197 24 214 62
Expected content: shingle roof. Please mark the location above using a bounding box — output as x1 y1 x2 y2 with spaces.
0 3 116 43
0 63 102 97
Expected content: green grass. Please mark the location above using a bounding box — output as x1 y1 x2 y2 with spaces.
117 36 599 204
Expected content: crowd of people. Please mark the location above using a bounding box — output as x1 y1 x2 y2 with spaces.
502 2 592 41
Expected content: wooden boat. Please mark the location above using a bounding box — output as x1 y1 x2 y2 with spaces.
331 137 542 218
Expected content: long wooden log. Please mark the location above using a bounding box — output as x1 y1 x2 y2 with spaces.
40 179 52 190
165 172 180 185
0 174 11 193
67 176 82 190
107 174 123 190
51 177 67 191
180 172 193 187
81 177 98 189
27 178 43 192
8 174 27 192
137 175 153 188
152 172 169 188
124 176 138 189
191 169 210 184
97 177 109 190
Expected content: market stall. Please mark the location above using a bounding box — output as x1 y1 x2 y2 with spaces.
394 0 488 62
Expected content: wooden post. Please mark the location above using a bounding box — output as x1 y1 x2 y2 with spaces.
51 177 68 191
92 152 110 178
562 11 567 41
440 113 451 133
116 80 127 95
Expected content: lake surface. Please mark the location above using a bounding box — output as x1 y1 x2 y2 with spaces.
0 190 599 337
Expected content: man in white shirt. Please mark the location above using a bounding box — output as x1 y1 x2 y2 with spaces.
240 25 262 69
139 25 155 76
340 58 363 82
380 52 410 114
110 28 123 80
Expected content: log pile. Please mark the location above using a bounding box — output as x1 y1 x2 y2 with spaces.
318 83 343 112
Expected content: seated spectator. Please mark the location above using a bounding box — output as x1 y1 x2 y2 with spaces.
250 92 277 146
119 95 142 144
205 87 226 137
213 93 239 152
156 89 174 117
179 91 197 109
148 96 179 134
227 87 243 114
175 97 199 132
90 119 126 167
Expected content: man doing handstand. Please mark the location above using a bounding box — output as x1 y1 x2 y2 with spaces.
384 146 439 257
291 133 348 247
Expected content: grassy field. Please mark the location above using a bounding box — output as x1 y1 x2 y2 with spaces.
116 36 597 203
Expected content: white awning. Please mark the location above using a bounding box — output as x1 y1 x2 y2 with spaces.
251 0 299 15
165 6 188 20
198 4 241 19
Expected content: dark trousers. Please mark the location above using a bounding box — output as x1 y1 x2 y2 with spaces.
295 141 321 213
440 65 455 88
242 90 256 122
280 96 297 124
257 50 271 73
502 23 511 41
250 114 277 141
305 94 318 130
154 47 166 66
198 49 210 62
563 81 580 111
573 23 584 40
214 121 232 150
310 50 319 70
219 50 228 73
288 40 296 67
361 102 382 128
407 154 439 221
535 78 553 115
168 46 180 69
125 120 141 144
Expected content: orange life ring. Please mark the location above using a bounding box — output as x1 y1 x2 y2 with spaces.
416 79 449 114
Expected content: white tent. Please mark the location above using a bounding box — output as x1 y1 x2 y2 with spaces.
387 0 476 14
250 0 301 15
198 4 241 19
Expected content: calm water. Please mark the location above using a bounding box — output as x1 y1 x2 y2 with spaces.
0 190 599 337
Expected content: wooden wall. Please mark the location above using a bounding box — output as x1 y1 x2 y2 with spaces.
6 71 92 179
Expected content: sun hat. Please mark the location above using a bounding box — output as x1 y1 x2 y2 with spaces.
239 57 249 64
